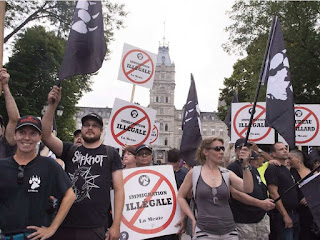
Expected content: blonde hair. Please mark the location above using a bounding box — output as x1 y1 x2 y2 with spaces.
196 136 224 165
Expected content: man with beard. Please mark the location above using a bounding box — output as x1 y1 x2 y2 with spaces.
41 86 124 240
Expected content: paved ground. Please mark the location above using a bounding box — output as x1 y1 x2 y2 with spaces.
181 233 191 240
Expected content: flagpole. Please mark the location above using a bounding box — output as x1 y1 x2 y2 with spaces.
0 1 6 96
130 84 136 102
274 164 320 203
244 16 277 145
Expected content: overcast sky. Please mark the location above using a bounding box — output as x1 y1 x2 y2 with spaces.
78 0 239 112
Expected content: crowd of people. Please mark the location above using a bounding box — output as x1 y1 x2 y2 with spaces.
0 67 319 240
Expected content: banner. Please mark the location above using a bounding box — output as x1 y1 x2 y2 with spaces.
104 98 156 148
115 165 181 240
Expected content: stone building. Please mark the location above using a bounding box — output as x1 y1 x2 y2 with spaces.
74 45 229 163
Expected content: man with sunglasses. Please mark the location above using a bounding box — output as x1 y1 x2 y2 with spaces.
0 115 75 240
41 86 124 240
0 68 20 159
227 138 275 240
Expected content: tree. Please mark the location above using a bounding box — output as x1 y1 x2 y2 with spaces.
218 1 320 119
4 0 127 57
0 26 91 141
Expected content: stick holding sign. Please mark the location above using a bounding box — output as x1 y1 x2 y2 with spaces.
0 1 6 95
130 84 136 102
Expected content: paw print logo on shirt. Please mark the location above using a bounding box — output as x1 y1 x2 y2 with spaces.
29 176 41 190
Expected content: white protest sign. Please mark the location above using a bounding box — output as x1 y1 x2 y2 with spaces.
149 122 160 146
104 98 156 148
118 43 157 89
278 104 320 146
231 102 275 144
117 165 181 240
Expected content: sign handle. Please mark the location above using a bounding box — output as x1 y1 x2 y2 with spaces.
0 1 6 96
130 84 136 102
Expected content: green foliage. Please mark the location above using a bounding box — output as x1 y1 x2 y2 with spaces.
218 1 320 120
4 0 127 56
0 26 91 141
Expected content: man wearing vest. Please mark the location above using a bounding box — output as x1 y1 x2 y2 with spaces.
227 138 275 240
42 86 124 240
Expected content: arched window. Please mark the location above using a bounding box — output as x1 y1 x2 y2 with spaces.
165 124 168 131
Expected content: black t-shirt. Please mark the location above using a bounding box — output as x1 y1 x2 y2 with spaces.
265 164 299 212
227 160 268 223
59 142 122 228
0 136 16 159
174 167 188 189
0 156 71 234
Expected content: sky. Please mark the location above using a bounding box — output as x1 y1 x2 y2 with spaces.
77 0 239 112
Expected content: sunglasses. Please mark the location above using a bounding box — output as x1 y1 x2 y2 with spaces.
207 146 225 152
17 165 25 184
136 151 152 157
212 187 218 204
236 142 253 149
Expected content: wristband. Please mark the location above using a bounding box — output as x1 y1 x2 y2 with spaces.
242 165 252 171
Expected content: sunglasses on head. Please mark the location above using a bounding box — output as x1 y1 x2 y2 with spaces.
17 165 25 185
207 146 225 152
236 142 252 149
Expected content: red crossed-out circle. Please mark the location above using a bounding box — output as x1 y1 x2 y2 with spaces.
111 105 152 147
122 49 155 84
295 106 319 144
233 104 272 142
122 169 177 234
150 125 159 144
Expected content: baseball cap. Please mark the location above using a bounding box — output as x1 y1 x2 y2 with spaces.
135 144 152 154
235 138 252 149
250 151 259 160
16 115 42 133
73 129 81 136
81 113 103 127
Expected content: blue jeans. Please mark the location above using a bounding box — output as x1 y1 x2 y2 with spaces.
269 212 300 240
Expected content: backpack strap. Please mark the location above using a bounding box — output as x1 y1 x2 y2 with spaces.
218 166 230 191
192 165 202 200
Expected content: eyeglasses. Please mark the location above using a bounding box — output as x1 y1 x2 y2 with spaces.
212 187 218 204
207 146 225 152
17 165 25 184
82 123 101 128
136 151 152 157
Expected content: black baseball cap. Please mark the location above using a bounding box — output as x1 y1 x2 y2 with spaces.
73 129 81 136
136 144 152 154
250 151 259 160
81 113 103 127
16 115 42 133
235 138 252 149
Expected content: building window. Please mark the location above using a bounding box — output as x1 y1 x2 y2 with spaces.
156 96 159 102
160 96 164 103
166 97 169 103
160 108 164 114
165 138 168 146
211 129 215 135
165 124 168 131
159 136 163 145
160 123 163 131
178 113 182 119
203 115 207 120
162 56 165 64
220 129 224 136
203 128 207 135
161 74 165 80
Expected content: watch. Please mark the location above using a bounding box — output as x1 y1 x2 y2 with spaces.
242 164 252 171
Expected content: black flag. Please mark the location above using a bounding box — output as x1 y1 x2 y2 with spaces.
59 0 107 81
262 17 295 148
224 93 239 137
300 173 320 229
180 74 202 167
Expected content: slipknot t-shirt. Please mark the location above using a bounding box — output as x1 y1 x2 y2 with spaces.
59 143 122 228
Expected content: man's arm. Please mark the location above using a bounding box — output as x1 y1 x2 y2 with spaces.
27 187 76 240
268 184 293 228
0 68 20 145
106 169 124 240
41 86 63 156
230 186 275 211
